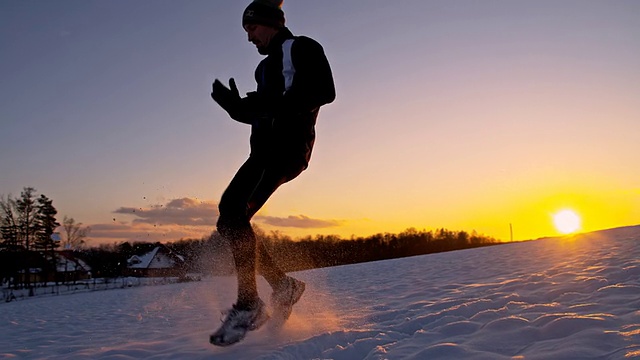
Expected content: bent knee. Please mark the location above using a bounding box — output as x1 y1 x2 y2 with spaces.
216 214 250 238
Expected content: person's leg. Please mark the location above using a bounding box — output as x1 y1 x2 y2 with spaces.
246 163 306 287
211 157 272 346
217 157 265 308
242 163 309 325
217 155 306 305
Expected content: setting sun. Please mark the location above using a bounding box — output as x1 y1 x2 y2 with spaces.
553 209 582 234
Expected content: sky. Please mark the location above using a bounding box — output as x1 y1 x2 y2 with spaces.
1 0 639 246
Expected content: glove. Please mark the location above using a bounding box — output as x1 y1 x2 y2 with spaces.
211 78 240 115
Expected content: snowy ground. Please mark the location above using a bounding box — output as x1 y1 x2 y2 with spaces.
1 226 639 359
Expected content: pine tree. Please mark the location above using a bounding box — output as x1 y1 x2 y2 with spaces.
35 194 60 285
34 194 60 251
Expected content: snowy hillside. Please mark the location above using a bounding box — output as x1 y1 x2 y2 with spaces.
1 226 639 359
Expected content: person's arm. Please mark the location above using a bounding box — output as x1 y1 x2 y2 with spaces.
256 37 335 120
211 79 266 125
280 36 336 115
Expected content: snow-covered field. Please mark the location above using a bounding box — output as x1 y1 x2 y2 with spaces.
1 226 639 359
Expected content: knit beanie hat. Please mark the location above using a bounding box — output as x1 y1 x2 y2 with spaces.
242 0 285 29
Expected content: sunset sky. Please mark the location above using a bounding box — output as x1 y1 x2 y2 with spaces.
1 0 639 246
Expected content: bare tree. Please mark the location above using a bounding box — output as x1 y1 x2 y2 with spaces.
16 187 39 252
0 195 19 250
1 195 20 289
61 216 90 250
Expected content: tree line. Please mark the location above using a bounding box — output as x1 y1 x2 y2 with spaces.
258 227 500 272
2 186 501 288
66 226 500 279
1 187 90 291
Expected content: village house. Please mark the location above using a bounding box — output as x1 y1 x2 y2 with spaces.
54 251 92 283
126 245 186 278
3 251 92 285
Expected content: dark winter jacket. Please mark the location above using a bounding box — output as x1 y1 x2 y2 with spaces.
232 28 335 168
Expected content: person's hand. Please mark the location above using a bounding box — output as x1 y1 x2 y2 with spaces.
211 78 240 112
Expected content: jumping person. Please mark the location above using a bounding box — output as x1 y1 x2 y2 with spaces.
209 0 335 346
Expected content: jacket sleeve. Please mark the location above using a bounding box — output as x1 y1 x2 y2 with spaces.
222 63 270 125
278 37 336 117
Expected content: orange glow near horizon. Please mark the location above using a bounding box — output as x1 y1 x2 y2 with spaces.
80 174 638 245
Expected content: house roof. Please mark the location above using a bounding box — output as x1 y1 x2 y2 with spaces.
40 251 91 273
56 252 91 272
128 247 160 269
127 246 184 269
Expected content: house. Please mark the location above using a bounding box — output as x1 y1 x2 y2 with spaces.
54 251 92 283
126 245 186 277
2 250 91 285
7 251 48 285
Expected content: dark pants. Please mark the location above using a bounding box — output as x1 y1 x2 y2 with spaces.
217 155 306 307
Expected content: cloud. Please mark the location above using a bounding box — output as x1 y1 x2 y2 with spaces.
255 214 343 229
77 197 219 244
83 198 344 245
113 197 217 227
87 221 212 245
